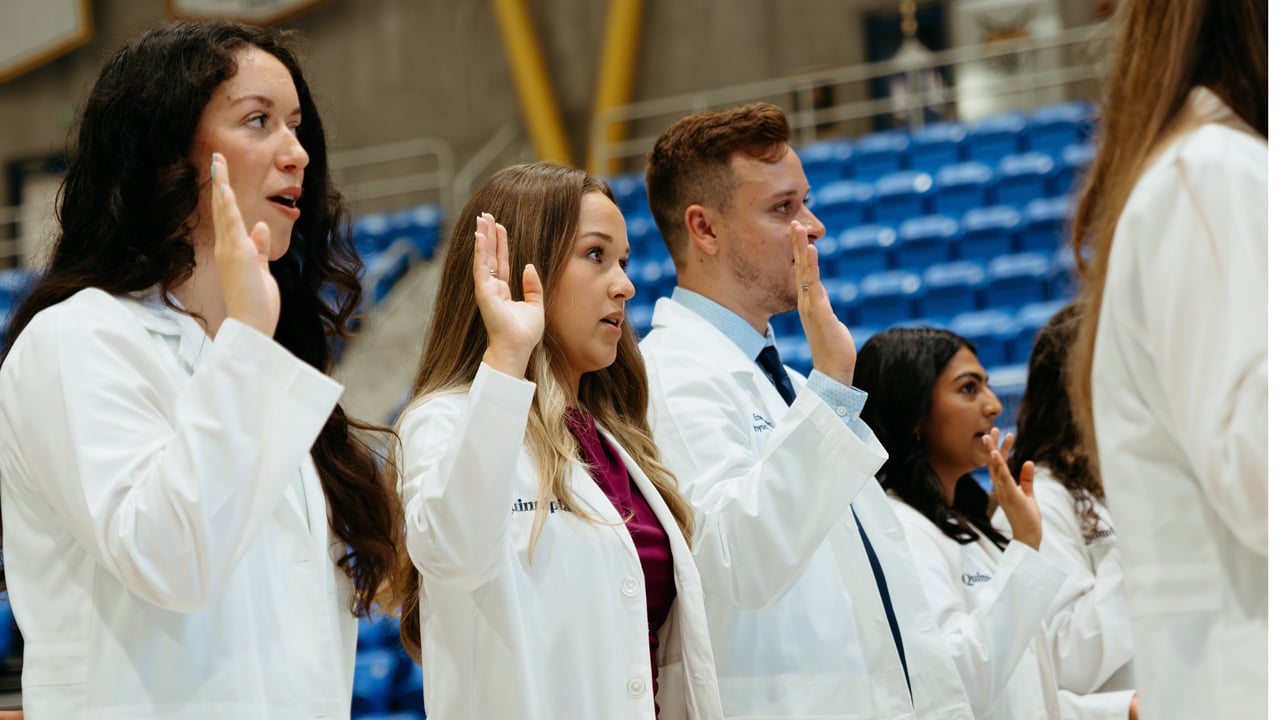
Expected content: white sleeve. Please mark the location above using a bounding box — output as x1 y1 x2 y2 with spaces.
898 508 1068 716
1058 689 1135 720
12 302 341 612
1124 128 1267 554
645 361 887 610
397 362 535 590
1000 485 1135 694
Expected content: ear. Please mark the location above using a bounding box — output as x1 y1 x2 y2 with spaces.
684 204 720 256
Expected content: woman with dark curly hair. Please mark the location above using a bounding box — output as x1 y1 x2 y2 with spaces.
854 327 1134 719
0 20 400 718
992 302 1136 717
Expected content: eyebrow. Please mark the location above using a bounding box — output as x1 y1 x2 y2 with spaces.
229 94 302 116
579 230 615 242
952 370 987 384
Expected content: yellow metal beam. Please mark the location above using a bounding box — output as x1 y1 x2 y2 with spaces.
490 0 574 165
588 0 645 176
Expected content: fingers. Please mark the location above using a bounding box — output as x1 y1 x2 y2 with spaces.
1017 460 1036 498
493 214 509 282
791 220 821 296
521 264 543 307
249 221 271 262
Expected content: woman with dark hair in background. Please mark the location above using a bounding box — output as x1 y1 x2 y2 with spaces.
992 302 1136 718
0 20 400 718
855 327 1134 720
1066 1 1266 717
391 162 721 719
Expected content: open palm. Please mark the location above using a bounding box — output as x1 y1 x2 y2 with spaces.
473 213 544 377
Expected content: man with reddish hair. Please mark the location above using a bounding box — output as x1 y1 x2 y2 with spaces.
641 103 975 719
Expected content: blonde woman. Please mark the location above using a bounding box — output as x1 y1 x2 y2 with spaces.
391 162 722 720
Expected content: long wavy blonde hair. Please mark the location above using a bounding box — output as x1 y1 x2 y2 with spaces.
1067 0 1266 459
390 161 695 659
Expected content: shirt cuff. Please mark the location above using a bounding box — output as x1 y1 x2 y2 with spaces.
806 370 874 443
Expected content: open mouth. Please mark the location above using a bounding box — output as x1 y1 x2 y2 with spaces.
602 318 622 327
269 195 298 208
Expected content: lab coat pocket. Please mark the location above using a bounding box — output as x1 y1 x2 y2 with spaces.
21 641 86 687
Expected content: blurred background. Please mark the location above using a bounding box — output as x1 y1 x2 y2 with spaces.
0 0 1118 715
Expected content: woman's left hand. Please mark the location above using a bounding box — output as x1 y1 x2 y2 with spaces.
984 429 1043 550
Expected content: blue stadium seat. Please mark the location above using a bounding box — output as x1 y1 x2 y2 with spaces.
626 301 655 338
969 112 1027 162
357 613 400 650
798 138 855 187
814 236 841 279
1050 245 1080 298
987 362 1029 433
362 240 414 306
949 309 1017 366
1056 141 1097 196
851 130 911 181
851 325 878 351
933 161 994 215
986 252 1052 310
393 659 425 717
960 205 1022 260
871 171 934 224
776 334 814 376
772 309 801 337
389 203 443 260
910 121 969 173
0 596 12 664
994 152 1055 207
896 214 959 271
0 268 34 308
1011 298 1069 364
836 224 896 279
627 214 665 262
1021 195 1073 254
811 179 874 235
826 278 861 327
857 270 922 327
609 171 648 216
353 211 394 257
920 260 987 321
1026 101 1092 157
352 649 399 716
630 257 677 305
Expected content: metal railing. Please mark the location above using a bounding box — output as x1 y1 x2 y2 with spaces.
589 20 1116 175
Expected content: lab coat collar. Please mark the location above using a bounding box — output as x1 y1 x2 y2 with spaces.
651 297 770 378
127 288 216 374
1184 86 1257 138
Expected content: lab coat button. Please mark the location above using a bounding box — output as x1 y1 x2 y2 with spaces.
621 577 640 597
627 677 646 697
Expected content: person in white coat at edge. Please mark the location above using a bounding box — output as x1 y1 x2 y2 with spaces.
641 102 975 720
0 20 402 719
992 302 1138 720
1064 0 1267 717
853 327 1093 720
389 162 723 720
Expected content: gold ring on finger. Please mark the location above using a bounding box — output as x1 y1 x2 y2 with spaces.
800 283 809 292
489 268 497 277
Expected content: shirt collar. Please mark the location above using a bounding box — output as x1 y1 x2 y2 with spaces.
670 287 776 361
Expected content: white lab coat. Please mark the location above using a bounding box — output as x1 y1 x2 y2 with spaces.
889 495 1068 720
397 362 723 720
1090 87 1267 720
992 469 1136 719
0 288 355 719
641 298 974 720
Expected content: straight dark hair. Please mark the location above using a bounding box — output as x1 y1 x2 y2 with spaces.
854 327 1008 548
0 20 400 613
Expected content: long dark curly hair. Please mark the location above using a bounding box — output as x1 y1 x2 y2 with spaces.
0 20 400 614
1012 302 1104 534
854 327 1009 548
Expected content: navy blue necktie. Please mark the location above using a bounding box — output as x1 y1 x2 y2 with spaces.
756 344 912 698
755 345 796 404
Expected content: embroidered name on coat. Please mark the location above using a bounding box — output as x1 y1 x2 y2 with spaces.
961 571 992 586
752 413 775 432
511 497 570 514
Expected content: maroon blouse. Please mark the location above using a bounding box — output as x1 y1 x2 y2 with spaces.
565 408 677 717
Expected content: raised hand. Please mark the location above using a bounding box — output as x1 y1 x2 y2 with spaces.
210 153 281 338
984 428 1043 550
792 220 857 385
474 213 544 378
